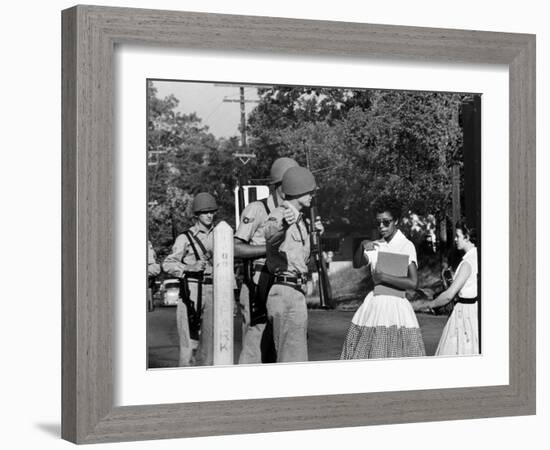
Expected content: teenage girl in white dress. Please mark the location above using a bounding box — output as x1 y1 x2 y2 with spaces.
430 221 479 355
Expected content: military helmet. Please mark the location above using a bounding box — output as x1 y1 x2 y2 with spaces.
269 157 299 184
192 192 218 214
282 167 317 196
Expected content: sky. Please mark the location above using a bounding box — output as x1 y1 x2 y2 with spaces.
151 80 260 140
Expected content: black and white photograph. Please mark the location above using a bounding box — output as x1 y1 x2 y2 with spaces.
146 80 482 368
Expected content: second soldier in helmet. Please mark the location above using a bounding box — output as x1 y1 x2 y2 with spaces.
234 157 298 364
264 166 322 362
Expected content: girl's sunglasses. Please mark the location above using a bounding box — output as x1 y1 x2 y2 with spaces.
376 219 393 227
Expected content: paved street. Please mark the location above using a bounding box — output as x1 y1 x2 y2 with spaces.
147 306 447 368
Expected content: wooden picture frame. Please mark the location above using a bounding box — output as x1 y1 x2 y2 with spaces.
62 5 535 444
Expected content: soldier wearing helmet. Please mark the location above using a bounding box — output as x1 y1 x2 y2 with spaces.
234 157 298 364
163 192 218 366
263 167 324 362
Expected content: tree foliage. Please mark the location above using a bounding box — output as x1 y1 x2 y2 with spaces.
246 86 468 233
147 81 475 261
147 82 239 259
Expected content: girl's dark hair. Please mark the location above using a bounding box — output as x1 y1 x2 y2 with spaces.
456 219 477 245
371 195 403 221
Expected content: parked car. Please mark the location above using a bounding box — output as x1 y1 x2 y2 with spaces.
161 279 180 306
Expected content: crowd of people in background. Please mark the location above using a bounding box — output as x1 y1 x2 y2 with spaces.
148 157 480 367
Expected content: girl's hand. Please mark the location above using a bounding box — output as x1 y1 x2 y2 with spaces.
412 299 435 314
362 240 379 252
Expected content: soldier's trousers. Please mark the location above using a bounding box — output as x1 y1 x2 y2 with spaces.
238 273 266 364
266 283 308 362
176 282 213 366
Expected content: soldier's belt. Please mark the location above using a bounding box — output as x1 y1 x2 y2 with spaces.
186 276 213 285
274 275 306 286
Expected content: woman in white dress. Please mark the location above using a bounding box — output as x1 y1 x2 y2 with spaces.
430 221 479 355
340 198 426 359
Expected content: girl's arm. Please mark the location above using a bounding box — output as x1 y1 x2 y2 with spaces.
353 240 378 268
372 261 418 291
430 262 472 308
353 241 368 268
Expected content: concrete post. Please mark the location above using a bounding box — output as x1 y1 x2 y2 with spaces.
213 221 234 365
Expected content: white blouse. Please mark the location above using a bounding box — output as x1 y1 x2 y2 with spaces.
364 229 418 269
457 247 478 298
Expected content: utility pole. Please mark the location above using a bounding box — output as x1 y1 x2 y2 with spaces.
220 85 259 165
219 85 261 221
240 87 247 148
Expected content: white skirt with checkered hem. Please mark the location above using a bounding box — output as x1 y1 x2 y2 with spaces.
340 291 426 359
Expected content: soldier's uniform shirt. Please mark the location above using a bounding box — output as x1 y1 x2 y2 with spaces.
234 195 277 364
264 203 311 362
234 195 277 265
264 203 310 277
163 223 214 277
162 223 214 366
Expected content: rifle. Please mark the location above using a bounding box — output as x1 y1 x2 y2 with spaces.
308 201 335 309
179 230 210 340
179 272 203 341
302 139 334 308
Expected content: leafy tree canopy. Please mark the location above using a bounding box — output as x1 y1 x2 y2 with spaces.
246 86 468 232
147 83 240 259
148 82 475 261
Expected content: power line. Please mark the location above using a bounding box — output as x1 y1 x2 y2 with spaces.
311 165 337 175
203 101 225 121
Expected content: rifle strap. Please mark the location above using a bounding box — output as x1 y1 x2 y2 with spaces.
260 197 271 215
191 232 209 258
196 279 203 316
183 230 203 262
295 216 306 246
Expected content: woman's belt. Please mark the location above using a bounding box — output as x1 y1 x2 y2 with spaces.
456 296 478 304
